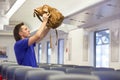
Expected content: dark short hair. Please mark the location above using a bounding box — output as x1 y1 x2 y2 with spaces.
13 22 24 41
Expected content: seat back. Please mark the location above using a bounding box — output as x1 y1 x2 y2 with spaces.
116 69 120 72
62 64 77 68
50 67 70 72
93 67 114 71
47 74 99 80
25 70 64 80
14 67 44 80
39 64 52 70
66 68 92 74
74 66 94 71
6 66 31 80
92 71 120 80
1 63 18 79
0 62 18 74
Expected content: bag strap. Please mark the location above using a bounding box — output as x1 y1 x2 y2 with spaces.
33 9 43 22
55 29 58 45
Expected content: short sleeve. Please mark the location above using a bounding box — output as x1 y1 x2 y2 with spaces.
16 38 29 49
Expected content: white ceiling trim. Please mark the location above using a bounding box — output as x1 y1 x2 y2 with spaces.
6 0 26 18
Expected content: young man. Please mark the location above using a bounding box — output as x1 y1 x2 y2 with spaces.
13 13 50 67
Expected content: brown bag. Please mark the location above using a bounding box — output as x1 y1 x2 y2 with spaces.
33 4 64 29
33 5 64 46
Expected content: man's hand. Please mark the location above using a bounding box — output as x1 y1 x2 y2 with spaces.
42 13 50 23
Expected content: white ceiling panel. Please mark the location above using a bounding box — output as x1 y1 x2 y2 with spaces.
9 0 109 32
64 0 120 28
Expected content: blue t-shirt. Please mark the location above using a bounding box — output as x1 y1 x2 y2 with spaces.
14 38 38 67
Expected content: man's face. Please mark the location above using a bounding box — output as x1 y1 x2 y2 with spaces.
19 25 30 38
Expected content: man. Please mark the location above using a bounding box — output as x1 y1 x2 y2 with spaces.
13 13 50 67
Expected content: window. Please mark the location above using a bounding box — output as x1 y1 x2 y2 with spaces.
58 39 64 64
94 29 110 67
38 43 42 63
47 41 51 63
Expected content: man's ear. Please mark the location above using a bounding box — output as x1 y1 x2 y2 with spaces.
19 31 22 36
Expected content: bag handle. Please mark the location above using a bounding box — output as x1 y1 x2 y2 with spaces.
33 9 43 22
